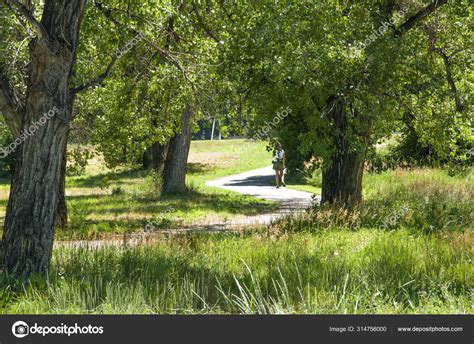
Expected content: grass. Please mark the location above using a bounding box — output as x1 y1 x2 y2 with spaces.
281 168 473 234
0 140 471 314
187 139 272 183
0 139 278 240
286 163 474 199
0 165 471 314
285 168 323 194
0 228 471 314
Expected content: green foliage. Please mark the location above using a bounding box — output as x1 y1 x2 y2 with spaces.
365 132 473 173
0 123 14 175
74 0 225 168
0 1 472 316
222 0 473 173
67 146 95 177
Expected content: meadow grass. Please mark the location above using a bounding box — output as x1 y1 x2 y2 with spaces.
0 139 277 239
0 227 471 314
279 168 473 234
0 141 471 314
0 166 471 314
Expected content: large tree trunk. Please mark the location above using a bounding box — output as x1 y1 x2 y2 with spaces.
321 97 370 209
2 0 86 278
162 104 194 194
151 141 169 174
142 140 169 174
55 140 68 229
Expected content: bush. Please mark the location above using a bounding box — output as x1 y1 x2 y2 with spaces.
366 133 473 174
0 126 15 176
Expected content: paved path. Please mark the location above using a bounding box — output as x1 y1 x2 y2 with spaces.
205 166 318 226
57 166 319 249
207 166 314 203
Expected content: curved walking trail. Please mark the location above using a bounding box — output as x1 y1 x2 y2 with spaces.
58 166 318 248
206 165 317 225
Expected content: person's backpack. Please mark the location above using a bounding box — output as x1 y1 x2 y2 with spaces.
272 149 283 163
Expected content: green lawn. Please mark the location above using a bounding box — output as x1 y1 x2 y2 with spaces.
0 139 277 240
187 139 272 183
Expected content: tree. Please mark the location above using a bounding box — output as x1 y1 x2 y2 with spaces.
0 0 88 278
82 1 223 195
162 103 194 193
223 0 468 208
0 0 186 277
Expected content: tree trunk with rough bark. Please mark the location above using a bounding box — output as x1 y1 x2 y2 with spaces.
2 0 87 278
55 140 68 229
162 105 194 194
151 141 169 174
143 140 169 174
321 97 370 209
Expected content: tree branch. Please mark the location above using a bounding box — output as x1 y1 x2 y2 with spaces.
438 48 463 112
425 25 463 112
93 1 210 117
218 0 234 24
70 56 118 96
397 0 448 35
94 1 200 97
191 2 220 44
4 0 48 39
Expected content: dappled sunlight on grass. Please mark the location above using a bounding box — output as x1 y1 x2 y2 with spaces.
0 141 471 314
0 140 276 239
60 190 277 239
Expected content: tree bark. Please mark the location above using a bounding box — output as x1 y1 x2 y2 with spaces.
0 68 23 138
162 104 194 194
55 139 68 229
2 0 87 278
151 141 169 174
321 97 370 209
143 140 169 173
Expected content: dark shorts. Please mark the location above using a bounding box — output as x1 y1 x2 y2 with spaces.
273 161 284 171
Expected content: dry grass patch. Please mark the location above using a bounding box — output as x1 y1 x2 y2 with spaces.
188 151 239 169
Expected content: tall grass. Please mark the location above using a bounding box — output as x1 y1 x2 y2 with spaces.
0 228 471 314
279 168 473 233
0 167 471 314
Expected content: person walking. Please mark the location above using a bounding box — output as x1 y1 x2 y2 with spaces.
272 142 286 188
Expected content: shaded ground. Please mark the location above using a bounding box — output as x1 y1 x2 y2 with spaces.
59 166 319 248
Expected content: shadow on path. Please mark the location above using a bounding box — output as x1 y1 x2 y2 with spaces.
224 174 273 187
58 166 320 248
